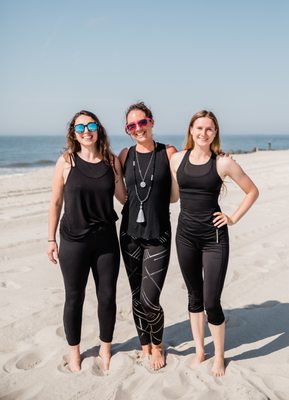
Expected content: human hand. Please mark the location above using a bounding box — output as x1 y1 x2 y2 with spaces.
47 241 59 264
213 212 234 227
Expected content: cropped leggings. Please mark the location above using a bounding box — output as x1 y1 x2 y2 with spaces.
176 225 229 325
59 226 120 346
120 231 171 346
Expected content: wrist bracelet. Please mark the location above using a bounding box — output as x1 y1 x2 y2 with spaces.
48 239 56 242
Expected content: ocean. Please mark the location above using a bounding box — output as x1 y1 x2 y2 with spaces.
0 134 289 176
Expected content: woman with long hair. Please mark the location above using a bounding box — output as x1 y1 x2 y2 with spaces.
170 110 259 376
47 110 126 372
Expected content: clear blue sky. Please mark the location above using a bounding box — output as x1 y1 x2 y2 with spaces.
1 0 288 135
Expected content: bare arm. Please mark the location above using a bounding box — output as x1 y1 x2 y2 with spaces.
169 151 185 203
113 156 127 205
213 157 259 227
118 147 129 169
47 156 66 264
166 144 177 160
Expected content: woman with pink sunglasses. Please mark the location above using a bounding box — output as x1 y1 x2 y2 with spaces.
119 102 177 370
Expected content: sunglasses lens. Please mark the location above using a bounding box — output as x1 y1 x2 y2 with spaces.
74 124 85 134
138 119 149 127
126 123 136 132
87 122 98 132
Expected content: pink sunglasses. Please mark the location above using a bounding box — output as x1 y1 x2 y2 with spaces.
125 118 153 134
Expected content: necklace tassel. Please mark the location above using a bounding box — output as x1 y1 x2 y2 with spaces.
136 203 145 223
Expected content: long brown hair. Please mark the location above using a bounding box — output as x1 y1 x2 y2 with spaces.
64 110 114 167
184 110 221 154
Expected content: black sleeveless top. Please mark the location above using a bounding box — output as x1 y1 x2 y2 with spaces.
60 153 118 241
121 142 171 240
177 150 225 239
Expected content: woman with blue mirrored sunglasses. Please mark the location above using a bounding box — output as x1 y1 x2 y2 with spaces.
47 110 126 372
74 122 98 134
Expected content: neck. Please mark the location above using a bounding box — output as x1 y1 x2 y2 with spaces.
78 145 100 162
136 140 155 153
189 147 212 162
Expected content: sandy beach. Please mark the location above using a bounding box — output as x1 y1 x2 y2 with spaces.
0 150 288 400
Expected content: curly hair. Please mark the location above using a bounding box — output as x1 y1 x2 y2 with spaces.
184 110 222 155
64 110 114 167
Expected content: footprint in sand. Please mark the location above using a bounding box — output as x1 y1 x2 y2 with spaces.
3 350 47 373
55 325 65 338
91 352 135 379
0 281 21 289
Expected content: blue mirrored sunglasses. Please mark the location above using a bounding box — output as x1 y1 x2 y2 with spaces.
74 122 98 134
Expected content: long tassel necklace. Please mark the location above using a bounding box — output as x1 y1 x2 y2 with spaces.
133 143 157 223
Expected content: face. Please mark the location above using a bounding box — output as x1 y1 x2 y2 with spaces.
126 110 154 144
74 114 98 147
190 117 216 147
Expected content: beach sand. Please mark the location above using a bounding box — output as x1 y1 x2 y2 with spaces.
0 150 288 400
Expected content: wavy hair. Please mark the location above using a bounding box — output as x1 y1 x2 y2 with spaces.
184 110 221 154
64 110 114 167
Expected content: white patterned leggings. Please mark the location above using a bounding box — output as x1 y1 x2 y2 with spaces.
120 231 171 346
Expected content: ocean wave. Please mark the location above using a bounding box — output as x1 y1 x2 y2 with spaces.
0 160 55 168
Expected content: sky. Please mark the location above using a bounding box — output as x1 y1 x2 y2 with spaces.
0 0 288 136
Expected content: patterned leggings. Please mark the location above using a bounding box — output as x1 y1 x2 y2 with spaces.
120 231 171 346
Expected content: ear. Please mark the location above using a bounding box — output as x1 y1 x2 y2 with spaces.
151 118 155 127
189 126 193 135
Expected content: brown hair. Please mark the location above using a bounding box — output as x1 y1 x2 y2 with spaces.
184 110 221 154
64 110 114 167
125 101 153 121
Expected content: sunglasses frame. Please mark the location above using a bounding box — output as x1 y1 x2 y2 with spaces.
74 122 98 134
125 118 153 134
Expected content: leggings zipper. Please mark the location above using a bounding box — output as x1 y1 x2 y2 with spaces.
216 228 219 243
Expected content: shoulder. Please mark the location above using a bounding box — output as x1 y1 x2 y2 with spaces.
118 147 130 167
56 153 71 169
112 154 122 172
170 150 187 170
165 144 178 160
216 153 242 178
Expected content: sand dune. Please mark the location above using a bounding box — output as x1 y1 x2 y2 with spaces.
0 150 288 400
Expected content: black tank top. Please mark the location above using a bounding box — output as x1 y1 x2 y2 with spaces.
177 150 224 239
121 142 171 240
60 153 118 241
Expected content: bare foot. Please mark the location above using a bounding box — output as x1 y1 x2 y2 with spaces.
99 342 112 371
150 344 165 370
98 351 111 371
190 352 206 369
211 355 225 377
68 345 81 372
141 344 152 358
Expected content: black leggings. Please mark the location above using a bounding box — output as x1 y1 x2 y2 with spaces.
59 227 120 346
176 226 229 325
120 231 171 346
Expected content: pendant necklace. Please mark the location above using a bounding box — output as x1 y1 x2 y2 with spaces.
135 147 155 188
133 142 157 223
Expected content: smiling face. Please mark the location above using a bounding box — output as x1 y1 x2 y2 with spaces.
190 117 216 149
74 114 98 147
126 109 154 145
